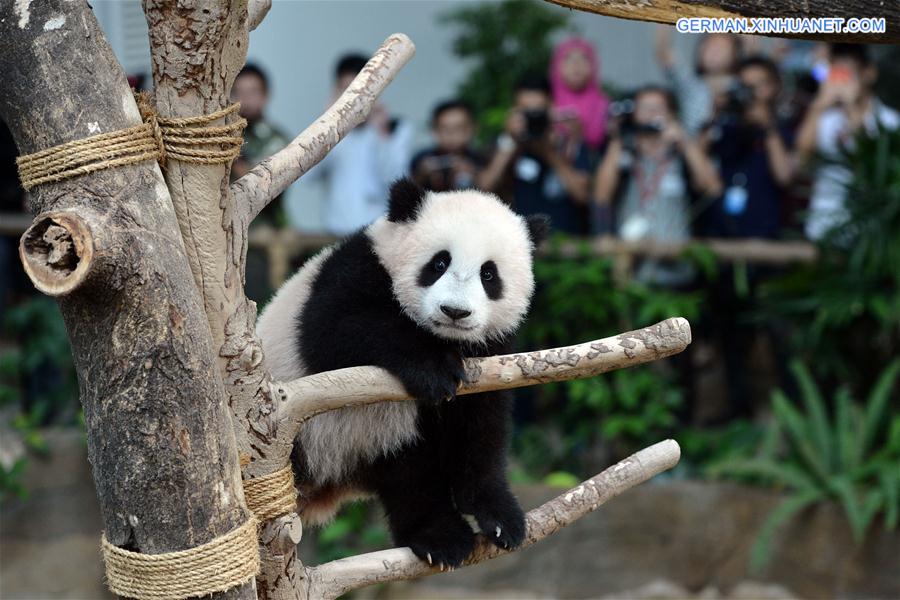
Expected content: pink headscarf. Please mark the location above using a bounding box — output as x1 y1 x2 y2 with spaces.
550 37 610 149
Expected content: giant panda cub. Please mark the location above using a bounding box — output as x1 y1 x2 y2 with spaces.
257 178 549 568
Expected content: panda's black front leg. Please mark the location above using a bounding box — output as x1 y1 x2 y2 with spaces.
387 346 466 407
368 437 475 569
303 311 464 407
441 391 526 551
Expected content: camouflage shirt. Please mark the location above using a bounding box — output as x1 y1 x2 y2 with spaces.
238 118 289 226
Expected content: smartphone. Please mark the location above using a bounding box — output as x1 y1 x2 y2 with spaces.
828 65 854 83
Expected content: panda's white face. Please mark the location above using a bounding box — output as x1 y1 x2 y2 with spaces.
368 189 538 344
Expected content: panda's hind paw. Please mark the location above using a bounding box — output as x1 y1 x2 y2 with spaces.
474 502 526 551
403 519 475 569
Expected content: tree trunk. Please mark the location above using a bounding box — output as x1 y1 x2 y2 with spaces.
0 2 253 598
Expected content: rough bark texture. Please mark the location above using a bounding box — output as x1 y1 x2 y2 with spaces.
303 440 682 600
0 3 252 600
545 0 900 43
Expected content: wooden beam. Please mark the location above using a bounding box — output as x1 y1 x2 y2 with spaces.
544 0 900 43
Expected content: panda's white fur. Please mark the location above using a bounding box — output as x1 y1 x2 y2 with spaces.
368 189 536 346
258 247 421 492
256 188 537 524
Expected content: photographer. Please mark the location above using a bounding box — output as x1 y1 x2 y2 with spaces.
593 86 721 286
479 75 591 235
410 100 484 193
700 56 795 239
795 43 898 240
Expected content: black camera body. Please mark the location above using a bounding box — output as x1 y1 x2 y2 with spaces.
522 109 550 141
721 82 756 122
609 98 664 152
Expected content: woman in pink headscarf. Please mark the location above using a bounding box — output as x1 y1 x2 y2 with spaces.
550 37 610 151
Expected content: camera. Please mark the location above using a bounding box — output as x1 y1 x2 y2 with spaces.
720 81 755 122
609 99 664 151
522 109 550 141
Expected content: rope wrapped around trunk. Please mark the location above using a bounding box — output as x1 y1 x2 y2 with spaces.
15 93 246 189
242 464 298 521
101 517 259 600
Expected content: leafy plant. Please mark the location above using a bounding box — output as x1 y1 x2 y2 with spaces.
441 0 572 141
2 297 77 420
0 297 77 501
712 360 900 572
514 246 705 475
314 502 389 564
759 126 900 391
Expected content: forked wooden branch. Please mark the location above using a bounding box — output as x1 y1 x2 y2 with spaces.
544 0 900 43
231 33 416 221
303 439 681 600
276 317 691 436
247 0 271 30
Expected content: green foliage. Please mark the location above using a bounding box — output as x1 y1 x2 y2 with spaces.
0 458 27 503
515 247 705 475
440 0 571 140
314 502 389 564
676 420 765 478
0 297 76 502
759 126 900 389
712 360 900 573
2 297 76 415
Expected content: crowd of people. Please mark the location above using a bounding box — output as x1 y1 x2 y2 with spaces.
229 33 896 286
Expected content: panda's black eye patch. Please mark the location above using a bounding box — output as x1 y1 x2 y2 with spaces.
418 250 451 287
481 260 503 300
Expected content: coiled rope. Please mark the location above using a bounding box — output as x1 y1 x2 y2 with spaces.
101 517 259 600
242 464 298 522
15 92 246 190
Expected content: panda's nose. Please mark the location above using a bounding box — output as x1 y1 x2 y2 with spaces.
440 305 471 320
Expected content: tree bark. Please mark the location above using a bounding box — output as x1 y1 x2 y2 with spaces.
544 0 900 43
0 2 253 599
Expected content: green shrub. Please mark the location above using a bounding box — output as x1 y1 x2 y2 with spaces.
759 126 900 391
515 245 705 475
0 297 77 502
441 0 571 142
712 360 900 572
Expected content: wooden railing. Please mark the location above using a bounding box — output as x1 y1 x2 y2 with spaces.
2 214 818 291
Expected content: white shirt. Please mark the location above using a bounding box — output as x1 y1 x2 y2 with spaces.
806 99 899 240
308 121 412 236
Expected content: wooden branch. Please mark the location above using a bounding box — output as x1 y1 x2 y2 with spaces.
544 0 900 43
555 236 818 265
231 33 416 222
303 439 681 600
19 211 99 297
248 0 271 31
277 317 691 436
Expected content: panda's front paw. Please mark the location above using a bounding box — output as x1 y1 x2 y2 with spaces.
401 518 475 570
396 351 465 406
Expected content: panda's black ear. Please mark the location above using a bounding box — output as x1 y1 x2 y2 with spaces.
525 214 551 248
387 178 426 223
